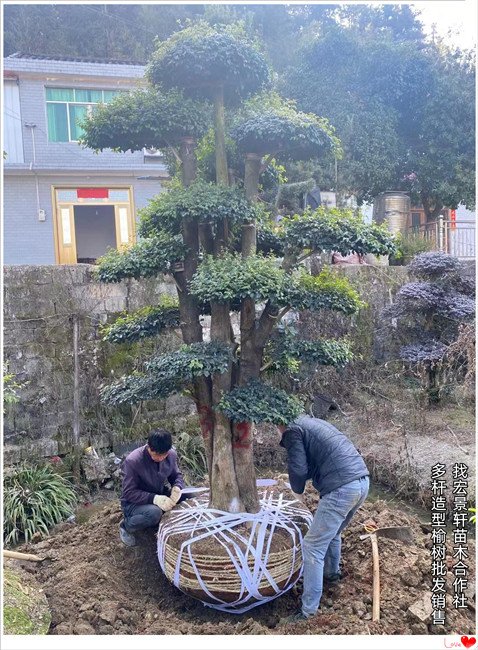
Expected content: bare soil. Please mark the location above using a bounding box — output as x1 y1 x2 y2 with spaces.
17 485 476 636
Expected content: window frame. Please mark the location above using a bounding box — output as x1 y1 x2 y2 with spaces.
45 87 124 143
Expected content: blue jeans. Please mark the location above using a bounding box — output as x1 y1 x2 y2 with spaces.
121 491 190 533
301 476 369 617
121 502 162 533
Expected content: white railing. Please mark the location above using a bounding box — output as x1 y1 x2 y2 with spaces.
408 218 475 259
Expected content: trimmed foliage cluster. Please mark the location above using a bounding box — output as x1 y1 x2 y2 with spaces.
284 208 398 257
400 341 449 364
148 25 271 105
80 88 210 152
96 234 186 283
139 181 257 237
189 253 285 304
232 111 336 159
267 331 353 374
218 379 304 424
189 254 365 314
407 250 464 279
256 223 285 256
283 269 365 315
101 341 233 405
102 297 180 344
4 464 76 545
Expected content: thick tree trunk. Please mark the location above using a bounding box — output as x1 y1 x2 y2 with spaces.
235 277 261 512
242 153 262 255
195 379 213 477
421 192 443 223
209 302 243 511
180 137 197 187
228 153 264 512
213 86 229 186
232 421 259 512
234 326 261 513
174 139 213 475
213 85 229 253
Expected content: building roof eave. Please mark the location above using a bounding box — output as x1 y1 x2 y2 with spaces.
3 166 170 180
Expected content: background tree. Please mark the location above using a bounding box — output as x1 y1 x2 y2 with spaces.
82 23 396 514
3 4 203 61
3 3 335 64
283 16 476 216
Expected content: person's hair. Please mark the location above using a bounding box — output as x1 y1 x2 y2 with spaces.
147 429 172 453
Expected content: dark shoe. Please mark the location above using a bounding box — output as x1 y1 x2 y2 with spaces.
119 522 136 547
279 609 310 625
324 572 342 584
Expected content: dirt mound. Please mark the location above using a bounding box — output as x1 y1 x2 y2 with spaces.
16 489 475 636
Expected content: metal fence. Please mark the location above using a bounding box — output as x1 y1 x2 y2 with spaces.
408 217 476 259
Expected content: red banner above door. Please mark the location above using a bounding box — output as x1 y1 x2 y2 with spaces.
76 188 109 199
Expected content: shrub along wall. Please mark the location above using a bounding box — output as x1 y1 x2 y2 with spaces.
3 262 472 463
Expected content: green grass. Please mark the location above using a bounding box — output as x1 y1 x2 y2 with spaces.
3 568 51 634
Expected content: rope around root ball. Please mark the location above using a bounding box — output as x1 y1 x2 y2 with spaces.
157 479 312 614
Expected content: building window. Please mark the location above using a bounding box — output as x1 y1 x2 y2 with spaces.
46 88 124 142
411 212 421 229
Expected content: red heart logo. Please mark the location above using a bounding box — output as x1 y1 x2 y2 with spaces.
461 637 476 649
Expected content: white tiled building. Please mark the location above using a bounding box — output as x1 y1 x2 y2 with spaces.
3 53 168 265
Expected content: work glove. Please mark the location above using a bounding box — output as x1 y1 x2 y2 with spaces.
153 494 175 511
170 486 182 504
292 492 305 504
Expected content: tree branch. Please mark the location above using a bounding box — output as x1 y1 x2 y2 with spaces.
259 152 277 174
297 249 316 265
165 141 181 164
260 359 275 373
199 221 214 255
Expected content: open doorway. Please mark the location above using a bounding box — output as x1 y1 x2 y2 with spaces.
54 187 135 264
74 205 116 263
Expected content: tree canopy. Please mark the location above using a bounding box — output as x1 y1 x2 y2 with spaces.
80 88 211 152
147 22 271 106
283 22 476 216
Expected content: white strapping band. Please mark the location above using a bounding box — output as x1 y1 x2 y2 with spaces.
157 479 312 614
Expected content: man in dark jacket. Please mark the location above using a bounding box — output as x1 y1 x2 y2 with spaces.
119 428 185 547
279 415 369 622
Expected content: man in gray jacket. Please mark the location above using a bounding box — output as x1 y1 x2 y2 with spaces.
279 415 369 622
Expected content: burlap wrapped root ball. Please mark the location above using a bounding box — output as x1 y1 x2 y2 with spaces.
157 479 312 613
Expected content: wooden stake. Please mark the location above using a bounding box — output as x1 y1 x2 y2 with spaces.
3 550 44 562
370 532 381 622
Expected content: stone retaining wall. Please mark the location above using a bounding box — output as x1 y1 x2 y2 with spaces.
3 265 191 463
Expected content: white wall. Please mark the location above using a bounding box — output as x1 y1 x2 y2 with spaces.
3 80 24 163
